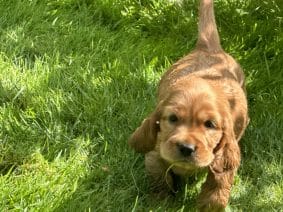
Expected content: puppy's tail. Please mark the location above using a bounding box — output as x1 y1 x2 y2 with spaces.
196 0 222 52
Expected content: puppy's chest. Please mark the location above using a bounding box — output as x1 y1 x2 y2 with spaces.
169 166 207 191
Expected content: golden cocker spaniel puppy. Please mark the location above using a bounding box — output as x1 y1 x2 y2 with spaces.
128 0 249 210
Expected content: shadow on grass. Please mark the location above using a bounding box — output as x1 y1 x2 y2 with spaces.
232 115 283 210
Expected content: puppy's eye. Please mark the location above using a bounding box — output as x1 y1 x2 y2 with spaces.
168 114 178 124
204 120 216 129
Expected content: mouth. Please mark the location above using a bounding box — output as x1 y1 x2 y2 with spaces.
172 161 199 170
161 154 199 170
160 148 212 170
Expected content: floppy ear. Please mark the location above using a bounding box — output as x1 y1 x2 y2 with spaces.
128 110 161 154
198 116 240 210
210 116 240 173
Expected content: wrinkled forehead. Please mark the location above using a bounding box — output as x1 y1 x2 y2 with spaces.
162 90 221 121
163 88 217 108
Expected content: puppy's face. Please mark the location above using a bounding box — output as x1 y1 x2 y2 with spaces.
158 83 225 170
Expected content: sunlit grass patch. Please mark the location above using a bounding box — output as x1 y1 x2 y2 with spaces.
0 137 89 210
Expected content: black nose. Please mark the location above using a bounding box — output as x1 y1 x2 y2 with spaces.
177 143 195 157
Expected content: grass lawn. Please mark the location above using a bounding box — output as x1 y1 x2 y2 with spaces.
0 0 283 211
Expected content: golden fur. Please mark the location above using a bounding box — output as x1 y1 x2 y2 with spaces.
128 0 249 210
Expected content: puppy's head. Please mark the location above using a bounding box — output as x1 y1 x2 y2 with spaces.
157 78 239 172
129 78 240 173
